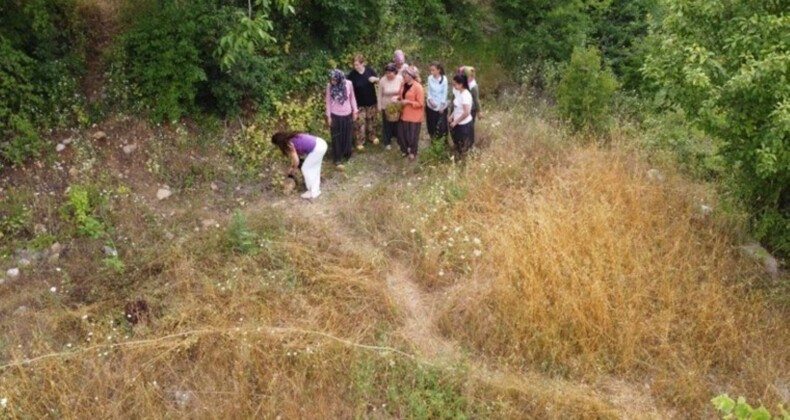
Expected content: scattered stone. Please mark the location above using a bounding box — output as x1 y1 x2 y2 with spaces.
699 204 714 217
63 137 73 145
13 306 29 316
69 167 79 177
18 258 31 267
92 131 107 141
34 223 48 234
0 278 5 285
201 219 218 228
123 144 137 154
6 268 20 278
103 245 118 257
170 390 193 408
646 169 665 182
156 188 172 200
164 231 175 241
210 182 218 191
740 242 780 277
50 242 63 255
56 143 66 152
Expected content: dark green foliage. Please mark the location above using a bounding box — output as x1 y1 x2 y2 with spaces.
495 0 591 65
301 0 385 50
557 46 619 134
644 0 790 256
112 0 210 122
0 0 87 168
589 0 656 91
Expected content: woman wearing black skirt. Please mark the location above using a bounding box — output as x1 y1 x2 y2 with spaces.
326 69 358 170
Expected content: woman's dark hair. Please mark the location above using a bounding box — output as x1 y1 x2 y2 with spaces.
384 63 398 74
453 74 469 90
271 131 302 155
430 61 444 76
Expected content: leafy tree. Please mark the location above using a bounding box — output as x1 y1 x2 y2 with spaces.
557 46 619 134
589 0 656 91
644 0 790 255
494 0 592 65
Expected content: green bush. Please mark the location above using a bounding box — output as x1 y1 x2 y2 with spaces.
112 0 210 122
227 210 258 255
495 0 591 65
712 394 789 420
0 0 87 168
557 46 619 134
62 185 106 239
644 0 790 256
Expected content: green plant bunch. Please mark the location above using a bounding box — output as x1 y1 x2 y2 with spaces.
644 0 790 256
712 394 789 420
557 46 619 134
62 184 106 239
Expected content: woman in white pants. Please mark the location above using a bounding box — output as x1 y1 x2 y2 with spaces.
271 131 328 199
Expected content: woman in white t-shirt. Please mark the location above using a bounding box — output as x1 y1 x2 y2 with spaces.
449 73 474 157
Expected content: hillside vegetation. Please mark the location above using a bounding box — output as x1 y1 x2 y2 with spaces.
1 0 788 418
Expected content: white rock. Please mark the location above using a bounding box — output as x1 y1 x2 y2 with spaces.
92 131 107 141
69 167 79 177
201 219 218 228
18 258 31 267
56 143 66 152
0 278 5 285
699 204 714 216
63 137 73 145
14 305 29 316
156 188 172 200
123 144 137 154
740 242 779 277
50 242 63 255
103 245 118 257
164 231 175 241
210 182 218 191
6 268 20 278
646 169 665 182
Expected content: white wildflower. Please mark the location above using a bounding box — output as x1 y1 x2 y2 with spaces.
1 398 7 409
50 287 57 293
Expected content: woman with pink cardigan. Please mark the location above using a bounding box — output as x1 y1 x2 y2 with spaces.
326 69 358 170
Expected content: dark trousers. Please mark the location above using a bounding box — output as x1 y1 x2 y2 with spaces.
397 121 421 155
451 122 474 155
426 107 448 139
381 112 399 146
330 113 354 164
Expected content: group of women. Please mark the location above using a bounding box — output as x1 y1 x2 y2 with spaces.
271 50 481 200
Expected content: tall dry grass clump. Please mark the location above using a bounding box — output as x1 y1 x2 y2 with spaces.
433 109 790 412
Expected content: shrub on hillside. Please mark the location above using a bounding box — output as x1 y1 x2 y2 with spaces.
0 0 87 168
557 46 618 134
111 1 210 122
644 0 790 256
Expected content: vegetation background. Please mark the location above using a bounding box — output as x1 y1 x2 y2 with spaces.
0 0 788 418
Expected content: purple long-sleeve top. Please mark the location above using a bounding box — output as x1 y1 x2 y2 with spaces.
291 133 316 156
326 80 358 118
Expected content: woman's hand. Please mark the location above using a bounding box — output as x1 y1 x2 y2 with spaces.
391 96 400 102
368 76 379 83
427 98 435 108
353 111 358 121
326 116 332 126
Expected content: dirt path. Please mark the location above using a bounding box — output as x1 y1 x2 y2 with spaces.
255 139 668 418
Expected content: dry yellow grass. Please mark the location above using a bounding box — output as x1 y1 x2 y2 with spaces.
2 97 788 418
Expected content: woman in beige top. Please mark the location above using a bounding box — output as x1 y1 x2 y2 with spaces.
378 63 404 150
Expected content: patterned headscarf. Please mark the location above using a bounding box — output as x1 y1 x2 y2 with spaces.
457 66 474 81
394 50 405 66
329 69 348 104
